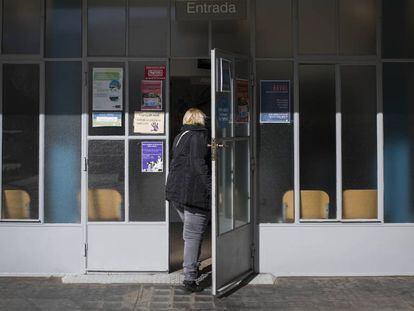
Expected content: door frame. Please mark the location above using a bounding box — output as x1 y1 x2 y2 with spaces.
211 48 255 295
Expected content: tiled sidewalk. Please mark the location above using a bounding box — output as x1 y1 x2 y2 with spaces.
1 276 414 310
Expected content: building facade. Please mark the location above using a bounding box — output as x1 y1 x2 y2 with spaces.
1 0 414 290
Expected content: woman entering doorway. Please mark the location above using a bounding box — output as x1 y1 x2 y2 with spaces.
166 108 211 293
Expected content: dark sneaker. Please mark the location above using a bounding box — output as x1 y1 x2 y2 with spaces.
183 280 203 293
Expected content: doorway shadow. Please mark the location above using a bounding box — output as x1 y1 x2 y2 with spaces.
197 263 212 290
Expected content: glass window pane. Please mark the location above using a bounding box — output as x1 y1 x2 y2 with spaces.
2 0 41 54
218 141 234 234
383 63 414 222
212 19 250 55
341 66 377 219
339 0 376 55
128 0 168 57
89 63 125 136
383 0 414 58
2 64 39 220
299 65 336 219
87 0 126 56
234 58 250 137
88 141 125 222
128 61 166 136
44 62 82 223
129 140 166 221
45 0 82 58
256 61 294 223
298 0 337 55
255 0 292 58
234 139 250 227
171 0 208 57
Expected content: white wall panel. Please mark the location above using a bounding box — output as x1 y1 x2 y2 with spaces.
87 223 168 271
0 225 83 275
259 224 414 276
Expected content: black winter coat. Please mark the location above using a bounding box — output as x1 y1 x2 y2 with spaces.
166 124 211 210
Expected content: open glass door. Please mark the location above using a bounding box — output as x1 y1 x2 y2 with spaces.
211 49 253 295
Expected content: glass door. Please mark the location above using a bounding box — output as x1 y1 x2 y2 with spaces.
211 49 253 295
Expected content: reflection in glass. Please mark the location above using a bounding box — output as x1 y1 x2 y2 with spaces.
383 63 414 222
45 0 82 57
170 0 208 57
87 0 126 56
2 64 40 219
88 141 125 221
129 0 168 57
218 141 233 234
129 140 166 221
299 65 336 219
256 61 294 223
212 19 250 55
383 0 414 58
341 66 377 219
234 140 250 227
339 0 376 55
255 0 292 58
2 0 41 54
298 0 336 54
44 62 82 223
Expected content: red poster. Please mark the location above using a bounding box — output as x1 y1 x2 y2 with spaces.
144 66 166 80
141 80 163 111
235 79 249 123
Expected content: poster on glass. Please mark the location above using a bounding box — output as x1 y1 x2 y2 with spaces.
141 142 164 173
141 80 162 111
260 80 291 123
133 112 165 134
92 112 122 127
92 68 123 111
235 79 249 123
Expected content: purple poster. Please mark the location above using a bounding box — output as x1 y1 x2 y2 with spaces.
141 141 163 173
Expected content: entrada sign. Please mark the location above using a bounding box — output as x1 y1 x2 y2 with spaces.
175 0 246 20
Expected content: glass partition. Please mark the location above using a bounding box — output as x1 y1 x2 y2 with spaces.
298 0 337 55
88 140 125 222
129 140 166 221
45 0 82 58
2 0 41 54
299 65 336 219
2 64 40 220
128 0 169 57
383 63 414 222
87 0 126 56
256 61 294 223
341 66 377 219
44 62 82 223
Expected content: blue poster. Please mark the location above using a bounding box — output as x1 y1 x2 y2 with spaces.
217 93 231 129
260 80 291 123
141 141 163 173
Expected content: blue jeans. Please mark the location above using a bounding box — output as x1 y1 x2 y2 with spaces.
172 201 210 282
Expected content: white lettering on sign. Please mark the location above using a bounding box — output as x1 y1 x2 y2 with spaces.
187 2 237 14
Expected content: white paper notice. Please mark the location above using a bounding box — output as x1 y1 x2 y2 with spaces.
133 112 165 134
92 68 123 111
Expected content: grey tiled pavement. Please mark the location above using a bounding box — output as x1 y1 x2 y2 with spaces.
1 276 414 310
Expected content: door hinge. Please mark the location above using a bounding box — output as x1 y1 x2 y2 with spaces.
84 71 88 87
250 244 256 258
83 157 88 172
84 243 88 257
250 157 256 172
